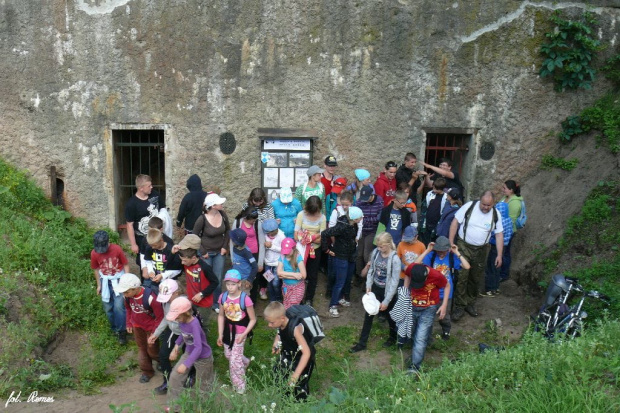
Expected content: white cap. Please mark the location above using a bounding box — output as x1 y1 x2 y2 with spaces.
362 292 381 316
113 273 141 294
204 193 226 208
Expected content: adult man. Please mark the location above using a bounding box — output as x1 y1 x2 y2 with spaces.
448 191 503 321
321 155 339 196
422 157 464 197
374 161 398 207
396 153 426 198
125 174 166 265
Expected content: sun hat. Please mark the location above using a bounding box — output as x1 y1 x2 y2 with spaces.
279 187 293 203
354 169 370 181
358 185 374 202
166 297 193 321
262 218 279 233
204 193 226 208
93 230 110 254
324 155 338 167
306 165 324 177
114 273 141 294
281 238 296 255
230 228 247 246
157 279 179 303
433 236 451 252
362 292 381 316
331 177 347 194
224 269 242 283
348 206 364 220
178 234 201 250
406 264 429 289
402 225 418 242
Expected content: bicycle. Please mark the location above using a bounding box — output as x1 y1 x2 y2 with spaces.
534 274 610 339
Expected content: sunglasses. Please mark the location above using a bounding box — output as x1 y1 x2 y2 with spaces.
386 161 397 168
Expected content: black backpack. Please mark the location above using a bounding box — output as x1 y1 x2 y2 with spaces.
125 287 157 319
462 200 498 244
285 305 325 346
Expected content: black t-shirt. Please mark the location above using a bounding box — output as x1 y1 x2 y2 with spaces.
143 241 182 275
431 169 462 192
426 196 443 229
124 190 165 237
140 233 173 256
396 165 422 200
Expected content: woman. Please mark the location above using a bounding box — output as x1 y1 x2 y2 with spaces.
499 180 523 281
321 206 364 318
350 232 401 353
241 188 275 222
231 208 265 303
294 195 326 307
193 193 230 311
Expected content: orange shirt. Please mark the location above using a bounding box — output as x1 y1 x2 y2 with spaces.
397 240 426 279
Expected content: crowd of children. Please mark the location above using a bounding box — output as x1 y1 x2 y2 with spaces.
89 153 523 408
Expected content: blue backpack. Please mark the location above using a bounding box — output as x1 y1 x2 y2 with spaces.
516 200 527 229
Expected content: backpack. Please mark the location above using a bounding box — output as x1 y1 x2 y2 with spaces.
430 251 459 284
125 287 157 319
219 291 253 348
462 201 498 244
516 200 527 229
285 305 325 346
219 290 249 311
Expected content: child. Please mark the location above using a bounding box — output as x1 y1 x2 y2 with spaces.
114 273 164 383
178 247 219 337
147 279 184 395
264 302 315 401
419 177 448 246
262 218 286 302
140 216 174 279
271 187 303 239
166 297 215 411
90 230 130 345
377 190 412 245
321 206 364 317
217 270 257 394
277 238 307 309
230 228 259 293
397 181 419 223
231 208 265 302
325 177 347 225
404 263 450 373
144 228 183 292
350 233 401 352
396 226 426 286
346 168 373 202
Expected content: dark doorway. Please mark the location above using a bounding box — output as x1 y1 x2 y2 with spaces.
113 129 165 229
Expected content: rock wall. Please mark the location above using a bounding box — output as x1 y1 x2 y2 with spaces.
0 0 619 229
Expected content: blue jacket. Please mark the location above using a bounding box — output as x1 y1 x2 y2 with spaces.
490 202 513 246
272 198 303 238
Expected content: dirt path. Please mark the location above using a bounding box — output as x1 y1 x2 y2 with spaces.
6 278 539 413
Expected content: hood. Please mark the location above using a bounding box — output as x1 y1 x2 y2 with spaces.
377 171 393 183
186 174 203 191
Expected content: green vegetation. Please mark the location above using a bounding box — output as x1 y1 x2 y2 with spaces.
539 11 601 91
540 154 579 171
0 159 125 394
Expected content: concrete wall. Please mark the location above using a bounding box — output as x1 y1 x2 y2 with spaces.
1 0 619 228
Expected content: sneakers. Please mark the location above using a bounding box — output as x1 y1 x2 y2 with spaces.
329 306 340 318
465 305 479 317
139 374 152 383
441 332 451 341
213 307 220 314
117 331 127 346
349 343 367 353
259 288 268 300
154 381 168 395
338 299 351 307
452 306 465 321
480 291 495 297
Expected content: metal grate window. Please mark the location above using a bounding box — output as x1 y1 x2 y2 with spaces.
424 133 470 176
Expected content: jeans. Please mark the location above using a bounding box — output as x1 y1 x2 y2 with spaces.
102 280 126 333
485 243 501 292
265 265 282 302
330 258 355 307
500 237 513 281
204 251 225 308
411 304 438 370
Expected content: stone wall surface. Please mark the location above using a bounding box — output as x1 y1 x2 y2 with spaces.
0 0 619 229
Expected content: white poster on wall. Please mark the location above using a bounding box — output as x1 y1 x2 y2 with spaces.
295 168 308 188
263 139 311 151
279 168 295 188
263 168 279 188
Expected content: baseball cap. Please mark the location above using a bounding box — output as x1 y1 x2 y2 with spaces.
114 273 141 294
157 279 179 303
204 193 226 208
362 292 381 316
445 187 461 200
166 297 193 321
332 177 347 194
279 187 293 203
93 230 110 254
230 228 247 246
355 169 370 181
433 236 451 252
224 269 242 283
324 155 338 167
178 234 201 250
406 264 428 289
358 185 374 202
306 165 324 177
281 238 296 255
402 225 418 242
262 218 279 233
348 206 363 220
